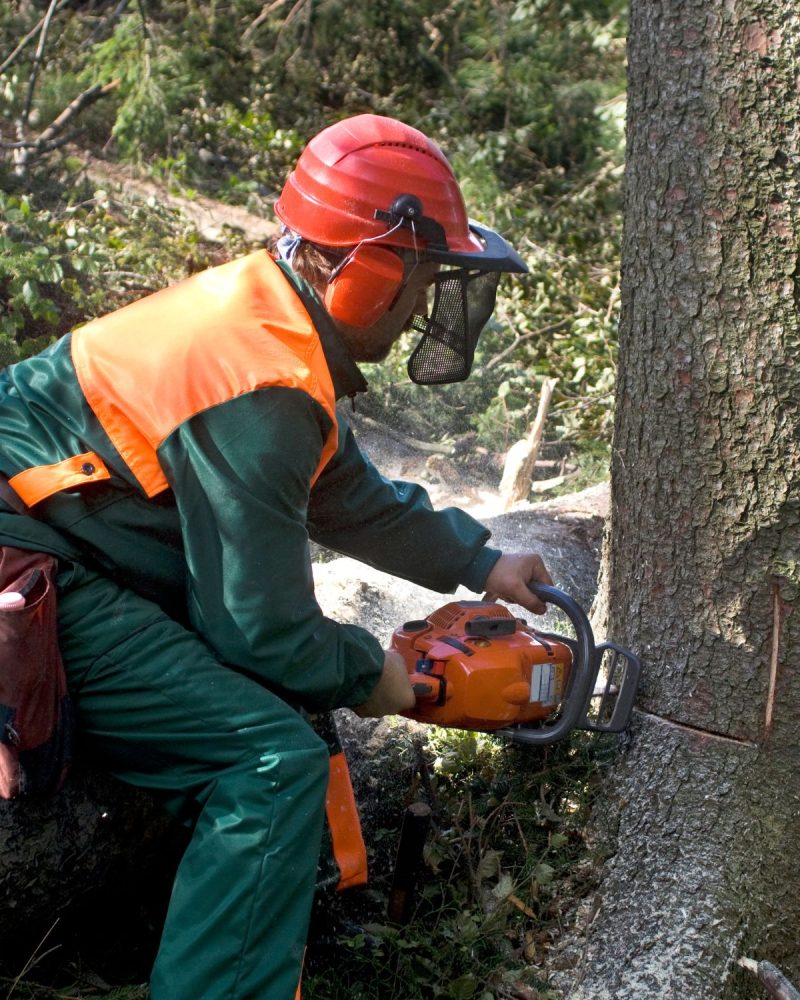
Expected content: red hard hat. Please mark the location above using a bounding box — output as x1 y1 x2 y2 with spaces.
275 114 487 259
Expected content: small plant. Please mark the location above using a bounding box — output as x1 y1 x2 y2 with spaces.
0 190 107 361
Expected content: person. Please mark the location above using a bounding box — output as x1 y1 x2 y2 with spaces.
0 114 552 999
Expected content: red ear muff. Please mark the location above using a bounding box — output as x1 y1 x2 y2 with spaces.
324 245 404 327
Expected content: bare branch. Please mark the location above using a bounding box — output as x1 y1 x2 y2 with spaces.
284 0 312 28
550 156 623 209
135 0 154 45
242 0 290 41
482 318 571 372
36 79 120 148
530 469 579 494
10 80 119 175
20 0 60 133
1 131 76 153
349 413 455 456
80 0 132 50
0 0 73 77
270 0 312 47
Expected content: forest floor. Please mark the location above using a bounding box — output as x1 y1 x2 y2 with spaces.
72 148 279 245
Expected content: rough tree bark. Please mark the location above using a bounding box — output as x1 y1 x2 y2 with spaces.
552 2 800 998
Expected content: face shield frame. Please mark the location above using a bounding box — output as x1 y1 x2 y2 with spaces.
402 221 527 385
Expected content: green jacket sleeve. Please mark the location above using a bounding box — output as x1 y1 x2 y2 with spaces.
157 387 385 713
307 415 501 593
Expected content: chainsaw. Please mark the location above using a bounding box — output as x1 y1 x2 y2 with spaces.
390 583 641 745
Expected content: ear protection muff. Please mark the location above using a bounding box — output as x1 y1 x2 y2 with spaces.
324 245 405 327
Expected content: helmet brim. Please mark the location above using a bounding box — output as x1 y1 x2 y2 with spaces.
421 221 528 273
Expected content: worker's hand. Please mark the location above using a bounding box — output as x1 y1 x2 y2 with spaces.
353 651 416 718
482 552 554 615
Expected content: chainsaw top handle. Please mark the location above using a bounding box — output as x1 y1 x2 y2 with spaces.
506 582 598 745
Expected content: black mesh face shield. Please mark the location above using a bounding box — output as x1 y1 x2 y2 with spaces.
407 269 501 385
401 219 527 385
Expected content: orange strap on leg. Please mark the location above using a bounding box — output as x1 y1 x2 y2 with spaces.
295 944 306 999
325 751 368 891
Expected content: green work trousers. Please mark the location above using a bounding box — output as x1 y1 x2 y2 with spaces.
56 561 329 1000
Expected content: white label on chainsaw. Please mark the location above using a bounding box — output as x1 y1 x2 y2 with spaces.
531 664 558 705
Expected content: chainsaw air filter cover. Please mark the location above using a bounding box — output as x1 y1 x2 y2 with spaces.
392 600 573 732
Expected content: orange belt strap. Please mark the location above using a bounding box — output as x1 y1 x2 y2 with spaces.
9 452 110 508
325 751 368 891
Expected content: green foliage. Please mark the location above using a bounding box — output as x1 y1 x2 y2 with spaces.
1 0 626 451
0 173 233 361
82 11 201 158
0 190 108 364
158 98 305 205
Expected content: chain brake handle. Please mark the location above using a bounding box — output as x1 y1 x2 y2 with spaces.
506 582 641 746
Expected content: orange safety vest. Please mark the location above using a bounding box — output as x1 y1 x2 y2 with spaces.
9 252 368 892
10 251 340 506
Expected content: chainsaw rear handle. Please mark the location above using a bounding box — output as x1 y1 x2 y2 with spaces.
408 674 445 704
506 582 598 746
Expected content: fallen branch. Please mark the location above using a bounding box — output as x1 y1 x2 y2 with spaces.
11 80 119 174
80 0 132 49
530 469 579 494
36 79 120 148
19 0 60 133
242 0 290 40
499 377 559 510
483 318 571 372
529 458 577 472
739 958 800 1000
0 0 73 77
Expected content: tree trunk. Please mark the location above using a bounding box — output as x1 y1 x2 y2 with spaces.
553 1 800 997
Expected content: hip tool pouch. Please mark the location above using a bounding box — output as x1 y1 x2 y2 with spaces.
0 546 74 798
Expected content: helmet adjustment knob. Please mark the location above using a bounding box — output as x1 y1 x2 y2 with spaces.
389 194 424 220
375 194 450 252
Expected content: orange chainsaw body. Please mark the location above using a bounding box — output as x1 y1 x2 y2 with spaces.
390 600 573 732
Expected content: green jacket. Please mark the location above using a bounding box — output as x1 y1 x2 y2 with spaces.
0 257 500 712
